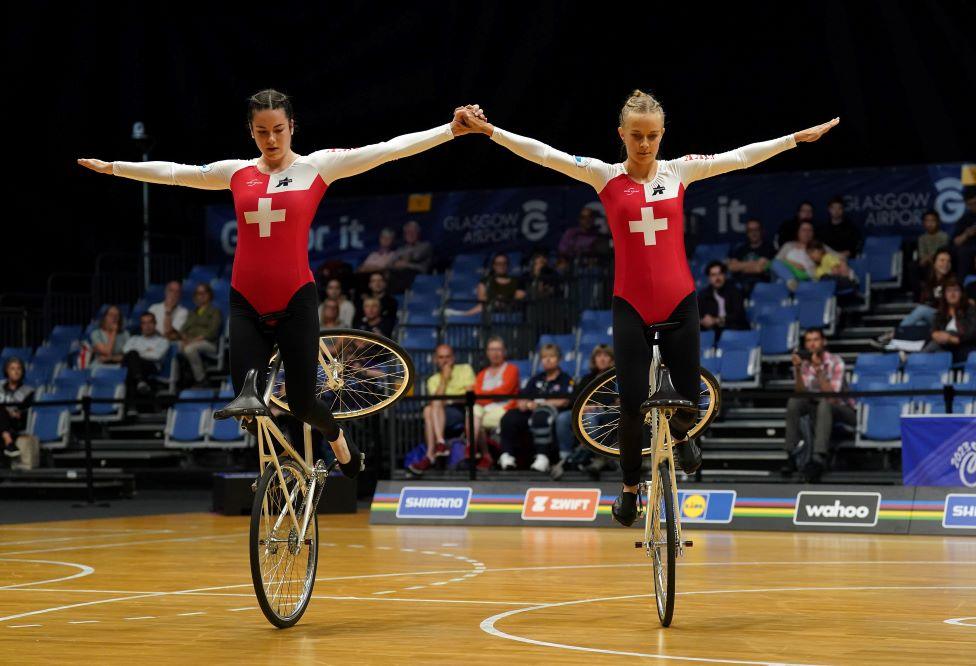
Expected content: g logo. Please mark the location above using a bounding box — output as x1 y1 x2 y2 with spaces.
934 176 964 224
522 200 549 242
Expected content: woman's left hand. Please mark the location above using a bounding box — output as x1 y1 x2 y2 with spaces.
794 118 840 143
451 104 491 137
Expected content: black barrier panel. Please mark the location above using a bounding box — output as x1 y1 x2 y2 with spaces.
370 481 976 536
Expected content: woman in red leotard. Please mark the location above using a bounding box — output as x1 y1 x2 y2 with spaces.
79 89 486 477
462 90 838 525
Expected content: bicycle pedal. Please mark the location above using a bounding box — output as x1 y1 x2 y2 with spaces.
634 541 645 549
683 540 694 547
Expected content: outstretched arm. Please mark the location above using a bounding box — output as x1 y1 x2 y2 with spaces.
309 107 482 184
77 158 242 190
677 117 840 185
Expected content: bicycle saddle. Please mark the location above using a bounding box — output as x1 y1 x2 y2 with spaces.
213 369 271 420
641 366 694 413
644 320 681 346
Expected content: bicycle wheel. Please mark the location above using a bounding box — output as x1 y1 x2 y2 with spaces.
572 367 720 458
268 328 415 419
651 461 677 626
250 458 318 628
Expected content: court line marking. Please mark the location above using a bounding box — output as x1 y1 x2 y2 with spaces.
0 527 175 534
481 586 976 665
944 617 976 627
0 530 174 547
68 620 99 624
0 558 94 589
8 624 42 628
176 611 206 617
123 616 155 621
0 533 240 557
229 607 255 612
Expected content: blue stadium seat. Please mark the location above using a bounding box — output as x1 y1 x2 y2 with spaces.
165 389 213 446
750 303 800 325
26 406 70 448
88 377 125 421
406 291 443 311
209 389 247 445
26 360 56 388
858 396 909 444
410 274 444 295
509 359 533 388
142 284 165 306
578 332 613 355
852 353 900 384
759 322 798 355
34 344 72 365
1 346 33 364
559 358 578 378
862 236 902 287
404 310 441 326
749 282 791 306
579 309 613 336
700 355 721 380
716 330 760 386
445 272 481 299
846 257 872 310
537 334 576 361
700 329 716 356
91 366 127 383
185 264 221 287
716 329 760 351
451 253 489 274
797 296 834 330
851 371 898 391
796 280 836 298
47 324 83 346
903 351 952 379
400 327 438 351
692 243 731 266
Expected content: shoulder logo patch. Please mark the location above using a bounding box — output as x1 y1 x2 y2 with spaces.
573 155 592 168
199 164 213 173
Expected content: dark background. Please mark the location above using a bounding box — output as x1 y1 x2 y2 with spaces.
5 1 974 293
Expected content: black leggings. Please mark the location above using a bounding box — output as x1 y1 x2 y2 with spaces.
229 282 340 442
613 293 700 486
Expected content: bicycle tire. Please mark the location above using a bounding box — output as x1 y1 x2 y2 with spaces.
250 458 319 628
572 366 720 459
653 461 677 627
268 328 415 419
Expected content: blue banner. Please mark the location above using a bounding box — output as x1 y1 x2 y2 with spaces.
205 162 970 263
901 415 976 487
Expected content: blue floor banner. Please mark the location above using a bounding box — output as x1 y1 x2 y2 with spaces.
901 415 976 487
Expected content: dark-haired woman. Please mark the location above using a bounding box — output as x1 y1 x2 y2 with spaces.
79 90 486 476
1 358 34 458
462 91 838 525
924 278 976 362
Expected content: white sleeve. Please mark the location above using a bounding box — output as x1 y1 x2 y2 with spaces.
490 127 614 192
112 159 244 190
674 135 797 186
308 124 454 184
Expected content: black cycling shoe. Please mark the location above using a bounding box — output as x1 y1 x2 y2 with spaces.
611 491 639 527
338 438 364 479
673 438 702 475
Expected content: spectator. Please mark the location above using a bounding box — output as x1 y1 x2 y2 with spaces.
356 297 395 338
357 227 398 273
785 328 855 482
324 279 356 328
498 343 573 473
951 190 976 280
357 272 398 323
817 196 862 259
472 336 520 470
923 278 976 362
698 261 748 338
727 218 775 292
775 201 815 249
122 312 170 398
178 283 222 386
90 305 130 366
392 221 433 273
806 241 855 285
879 249 954 348
319 299 342 329
1 357 34 459
558 207 607 260
771 221 840 287
149 281 189 341
461 253 526 315
408 344 476 476
525 252 561 300
918 210 949 271
552 344 615 479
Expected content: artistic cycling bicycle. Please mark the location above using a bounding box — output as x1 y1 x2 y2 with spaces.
571 321 720 626
214 329 414 628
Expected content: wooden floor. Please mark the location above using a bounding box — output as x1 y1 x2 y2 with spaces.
1 512 975 665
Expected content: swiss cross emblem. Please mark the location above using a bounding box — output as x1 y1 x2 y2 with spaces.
244 198 286 237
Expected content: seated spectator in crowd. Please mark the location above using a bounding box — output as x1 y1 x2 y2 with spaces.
460 253 526 315
356 297 395 338
775 201 814 249
178 283 222 387
90 305 129 366
319 299 342 329
408 344 476 476
525 252 561 300
698 261 748 339
356 272 398 323
771 221 840 287
498 344 573 473
552 344 615 480
324 279 356 328
558 207 607 261
918 210 949 272
149 281 188 341
817 196 861 258
122 312 170 398
1 357 34 459
923 278 976 362
356 227 398 273
951 190 976 279
472 336 520 470
806 241 855 284
786 328 855 482
727 218 775 292
879 249 954 348
392 221 432 273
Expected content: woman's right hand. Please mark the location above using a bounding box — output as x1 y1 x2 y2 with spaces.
77 158 114 174
452 105 494 136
